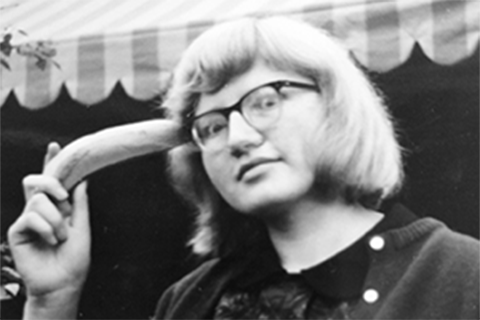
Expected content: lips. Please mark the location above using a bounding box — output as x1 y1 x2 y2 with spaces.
237 158 279 181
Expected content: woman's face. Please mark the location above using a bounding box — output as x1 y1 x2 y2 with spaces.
195 62 325 215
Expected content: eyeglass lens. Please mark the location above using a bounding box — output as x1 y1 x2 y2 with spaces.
193 85 282 148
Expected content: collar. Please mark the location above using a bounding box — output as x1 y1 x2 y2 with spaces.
230 203 418 301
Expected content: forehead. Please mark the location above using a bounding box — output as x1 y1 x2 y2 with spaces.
195 62 309 115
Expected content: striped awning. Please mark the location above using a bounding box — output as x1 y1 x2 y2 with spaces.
1 0 478 109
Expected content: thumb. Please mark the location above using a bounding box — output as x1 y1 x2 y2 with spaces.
70 181 90 230
43 141 61 169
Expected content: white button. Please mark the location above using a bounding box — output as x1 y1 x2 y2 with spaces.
369 235 385 251
363 289 379 303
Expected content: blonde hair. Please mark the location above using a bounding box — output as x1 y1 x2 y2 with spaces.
164 16 403 256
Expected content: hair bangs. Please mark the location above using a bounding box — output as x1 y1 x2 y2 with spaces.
183 19 260 93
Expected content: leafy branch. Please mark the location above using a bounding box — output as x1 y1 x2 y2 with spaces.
1 28 61 71
1 240 24 300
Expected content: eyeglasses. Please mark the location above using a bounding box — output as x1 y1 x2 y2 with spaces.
189 80 319 151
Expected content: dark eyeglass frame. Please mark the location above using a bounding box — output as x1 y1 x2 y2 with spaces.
187 80 320 148
188 80 319 126
188 80 319 147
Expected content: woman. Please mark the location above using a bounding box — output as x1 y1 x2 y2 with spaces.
7 16 479 319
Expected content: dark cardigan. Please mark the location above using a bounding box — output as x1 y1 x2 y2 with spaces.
154 211 480 319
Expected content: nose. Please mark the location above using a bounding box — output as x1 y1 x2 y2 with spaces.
227 111 264 156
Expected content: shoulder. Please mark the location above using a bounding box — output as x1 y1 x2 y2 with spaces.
406 217 479 265
423 219 479 278
153 258 219 315
153 256 241 319
372 217 479 318
169 258 222 293
388 216 479 272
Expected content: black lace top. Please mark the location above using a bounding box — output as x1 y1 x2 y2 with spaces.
213 209 408 319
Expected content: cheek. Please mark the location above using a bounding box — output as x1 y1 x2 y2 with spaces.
202 153 217 180
202 154 246 210
303 123 324 167
298 103 327 166
201 152 230 191
277 113 323 167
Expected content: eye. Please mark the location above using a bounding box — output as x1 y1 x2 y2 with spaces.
246 87 281 113
195 113 228 140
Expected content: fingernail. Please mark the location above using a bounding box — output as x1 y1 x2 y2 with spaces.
58 226 68 242
58 200 72 217
59 189 69 201
48 235 58 246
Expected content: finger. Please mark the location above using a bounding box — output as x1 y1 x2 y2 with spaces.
8 211 58 247
23 175 69 202
56 199 73 218
43 142 61 168
70 181 90 230
25 193 69 242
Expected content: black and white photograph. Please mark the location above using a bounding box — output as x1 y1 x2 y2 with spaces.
1 0 478 319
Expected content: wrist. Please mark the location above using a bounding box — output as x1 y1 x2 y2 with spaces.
23 288 83 320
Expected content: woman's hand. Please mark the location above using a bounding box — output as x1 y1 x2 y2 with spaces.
7 142 91 319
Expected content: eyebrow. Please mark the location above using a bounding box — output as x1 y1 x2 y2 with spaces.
194 81 272 118
192 79 318 119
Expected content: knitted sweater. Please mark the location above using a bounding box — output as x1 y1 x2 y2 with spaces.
154 214 479 319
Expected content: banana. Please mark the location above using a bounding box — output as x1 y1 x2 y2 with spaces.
43 119 183 190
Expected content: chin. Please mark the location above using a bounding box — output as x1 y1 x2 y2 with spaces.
228 186 304 216
219 169 315 215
